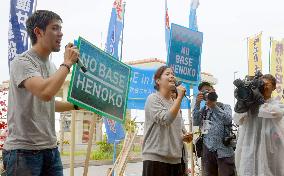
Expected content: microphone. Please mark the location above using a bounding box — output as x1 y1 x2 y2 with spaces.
65 44 87 73
76 58 87 73
175 81 182 87
174 81 192 100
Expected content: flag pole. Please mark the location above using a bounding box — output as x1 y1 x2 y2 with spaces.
268 37 273 73
246 35 249 75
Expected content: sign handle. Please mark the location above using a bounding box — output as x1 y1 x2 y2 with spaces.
112 141 118 176
70 110 76 176
83 113 96 176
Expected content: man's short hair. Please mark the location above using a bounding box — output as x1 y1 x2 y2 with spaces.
198 82 213 91
26 10 62 45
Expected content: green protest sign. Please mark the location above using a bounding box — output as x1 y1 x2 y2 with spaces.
67 37 131 123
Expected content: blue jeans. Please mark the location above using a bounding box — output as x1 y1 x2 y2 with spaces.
2 147 63 176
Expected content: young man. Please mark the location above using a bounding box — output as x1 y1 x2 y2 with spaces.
193 82 236 176
3 10 80 176
234 74 284 176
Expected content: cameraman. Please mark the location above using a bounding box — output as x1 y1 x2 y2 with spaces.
193 82 236 176
234 74 284 176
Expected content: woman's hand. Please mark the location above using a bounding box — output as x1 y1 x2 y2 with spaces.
182 133 193 143
176 85 186 99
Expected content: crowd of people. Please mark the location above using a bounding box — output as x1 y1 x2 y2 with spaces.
142 66 284 176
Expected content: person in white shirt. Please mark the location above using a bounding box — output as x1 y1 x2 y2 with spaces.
234 74 284 176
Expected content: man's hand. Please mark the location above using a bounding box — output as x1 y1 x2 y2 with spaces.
196 92 204 105
64 43 80 67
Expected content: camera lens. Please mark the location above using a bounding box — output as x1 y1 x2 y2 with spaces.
236 87 252 101
202 91 208 100
208 92 218 101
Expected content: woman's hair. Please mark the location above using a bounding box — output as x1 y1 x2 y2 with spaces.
262 74 276 88
154 65 171 90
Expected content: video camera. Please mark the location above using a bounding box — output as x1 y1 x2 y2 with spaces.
233 71 265 113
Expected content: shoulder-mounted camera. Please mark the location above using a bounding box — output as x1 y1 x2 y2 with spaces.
233 71 265 113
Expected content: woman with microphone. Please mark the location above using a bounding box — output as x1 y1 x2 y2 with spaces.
142 66 192 176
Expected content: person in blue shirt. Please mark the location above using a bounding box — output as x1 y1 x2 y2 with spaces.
193 82 236 176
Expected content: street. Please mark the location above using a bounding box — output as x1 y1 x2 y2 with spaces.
63 162 142 176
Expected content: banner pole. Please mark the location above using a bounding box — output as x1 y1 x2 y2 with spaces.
268 37 273 73
188 84 195 176
112 141 117 176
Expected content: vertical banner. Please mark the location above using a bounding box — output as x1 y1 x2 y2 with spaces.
270 38 284 102
248 33 262 76
105 0 125 59
103 118 125 143
189 0 199 31
165 0 170 51
104 0 126 143
8 0 35 68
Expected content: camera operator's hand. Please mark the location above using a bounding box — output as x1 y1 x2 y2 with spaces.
64 43 79 67
196 92 204 105
176 85 186 99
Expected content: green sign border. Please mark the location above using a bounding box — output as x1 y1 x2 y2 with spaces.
67 36 131 124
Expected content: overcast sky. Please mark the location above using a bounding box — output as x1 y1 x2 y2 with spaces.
1 0 284 108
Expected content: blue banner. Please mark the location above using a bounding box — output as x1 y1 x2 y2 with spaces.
189 8 197 31
165 0 170 52
8 0 35 68
189 0 201 107
167 23 203 85
189 0 199 31
128 67 155 100
103 0 125 144
105 0 124 59
127 67 191 110
103 118 125 143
